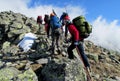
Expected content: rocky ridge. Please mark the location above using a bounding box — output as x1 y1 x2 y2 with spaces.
0 11 120 81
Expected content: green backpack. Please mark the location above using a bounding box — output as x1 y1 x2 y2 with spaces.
72 16 92 38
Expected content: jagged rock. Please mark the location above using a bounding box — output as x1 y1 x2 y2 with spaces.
0 67 38 81
2 41 10 49
36 58 49 64
2 44 19 54
17 68 38 81
0 11 38 44
87 53 99 62
104 78 117 81
0 67 21 81
41 58 87 81
0 60 5 68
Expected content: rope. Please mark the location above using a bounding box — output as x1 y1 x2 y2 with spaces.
76 46 93 81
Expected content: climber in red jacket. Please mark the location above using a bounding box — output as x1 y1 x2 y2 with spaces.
60 14 90 68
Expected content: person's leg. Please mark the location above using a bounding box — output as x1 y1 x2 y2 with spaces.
67 43 76 59
51 31 55 54
56 28 62 54
77 42 90 67
47 25 50 38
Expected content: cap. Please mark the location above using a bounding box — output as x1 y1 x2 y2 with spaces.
64 16 70 20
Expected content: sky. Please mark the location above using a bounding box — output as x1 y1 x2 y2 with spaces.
0 0 120 52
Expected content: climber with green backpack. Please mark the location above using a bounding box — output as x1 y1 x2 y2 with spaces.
60 13 91 68
60 13 92 80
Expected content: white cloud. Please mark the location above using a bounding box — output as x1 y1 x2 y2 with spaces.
0 0 120 52
88 16 120 52
0 0 86 20
0 0 28 12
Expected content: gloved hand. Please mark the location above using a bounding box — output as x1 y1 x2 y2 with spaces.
74 41 79 46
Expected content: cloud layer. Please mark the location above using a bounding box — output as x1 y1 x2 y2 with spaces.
88 16 120 52
0 0 120 52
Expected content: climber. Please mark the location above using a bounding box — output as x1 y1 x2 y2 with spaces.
37 16 44 34
60 14 91 69
50 12 62 55
44 14 51 38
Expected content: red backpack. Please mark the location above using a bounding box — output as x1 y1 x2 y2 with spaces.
37 16 42 24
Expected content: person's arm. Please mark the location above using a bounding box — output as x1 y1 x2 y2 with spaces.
69 25 79 41
65 26 68 38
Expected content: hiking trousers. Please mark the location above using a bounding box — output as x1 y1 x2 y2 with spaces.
67 41 90 67
51 28 62 54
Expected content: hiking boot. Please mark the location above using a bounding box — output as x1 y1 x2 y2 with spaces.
68 53 75 59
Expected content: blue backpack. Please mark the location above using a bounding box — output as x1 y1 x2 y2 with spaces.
50 16 61 29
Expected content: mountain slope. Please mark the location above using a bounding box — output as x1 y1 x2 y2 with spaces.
0 11 120 81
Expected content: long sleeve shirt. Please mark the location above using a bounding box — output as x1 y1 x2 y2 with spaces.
67 23 83 41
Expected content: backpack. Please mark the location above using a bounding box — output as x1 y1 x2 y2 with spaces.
44 14 50 23
37 16 42 23
72 16 92 38
50 15 61 29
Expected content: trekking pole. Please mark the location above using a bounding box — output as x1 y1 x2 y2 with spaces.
75 46 93 81
52 9 57 16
